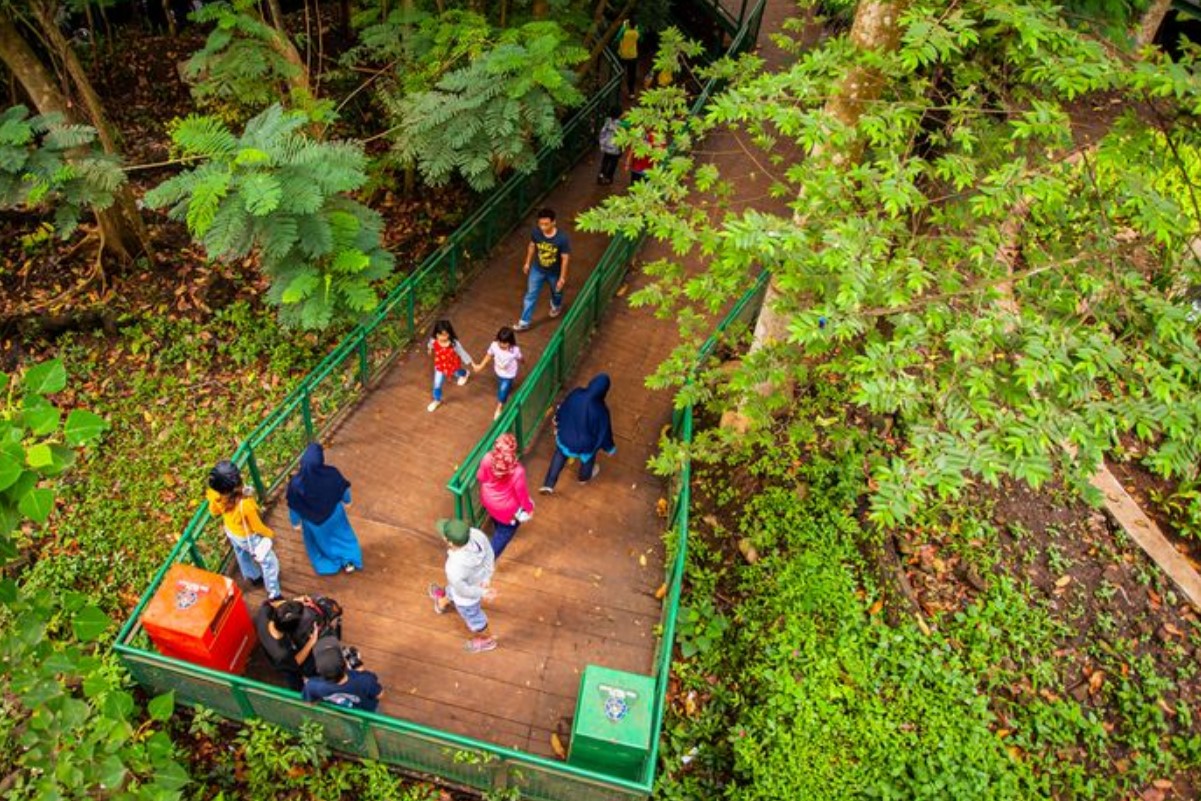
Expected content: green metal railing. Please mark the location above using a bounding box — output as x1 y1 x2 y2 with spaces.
115 2 765 798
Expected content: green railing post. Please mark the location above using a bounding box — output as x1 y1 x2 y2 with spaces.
357 332 369 385
406 286 416 340
245 448 266 498
187 541 207 570
302 389 315 441
449 246 459 292
514 407 525 452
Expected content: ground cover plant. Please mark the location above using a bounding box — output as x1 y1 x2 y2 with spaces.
654 384 1201 800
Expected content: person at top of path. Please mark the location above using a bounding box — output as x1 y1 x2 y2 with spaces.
302 647 384 712
539 373 617 494
598 105 624 185
515 208 571 332
616 17 640 95
254 596 321 690
473 326 524 421
427 518 498 653
286 442 363 576
427 319 474 412
206 460 282 601
476 433 534 559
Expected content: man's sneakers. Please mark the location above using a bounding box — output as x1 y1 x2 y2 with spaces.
465 635 498 653
549 304 562 318
427 400 442 412
513 320 531 332
428 584 449 615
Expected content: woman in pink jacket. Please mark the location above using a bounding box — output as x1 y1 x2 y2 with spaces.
476 434 534 558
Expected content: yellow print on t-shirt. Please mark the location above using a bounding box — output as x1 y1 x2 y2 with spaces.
536 240 560 269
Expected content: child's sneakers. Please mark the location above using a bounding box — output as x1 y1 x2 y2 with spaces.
427 400 441 412
465 635 498 653
493 407 503 421
456 373 470 387
428 583 448 614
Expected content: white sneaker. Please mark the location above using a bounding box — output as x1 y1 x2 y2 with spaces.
513 320 530 332
427 400 441 412
456 373 469 386
493 407 503 420
549 304 562 318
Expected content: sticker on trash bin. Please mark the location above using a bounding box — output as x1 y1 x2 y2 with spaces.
598 683 639 722
174 580 210 609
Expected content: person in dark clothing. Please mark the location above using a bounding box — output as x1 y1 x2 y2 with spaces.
302 651 384 712
540 374 617 493
254 598 320 690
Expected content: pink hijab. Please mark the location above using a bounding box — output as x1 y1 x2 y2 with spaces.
489 434 519 478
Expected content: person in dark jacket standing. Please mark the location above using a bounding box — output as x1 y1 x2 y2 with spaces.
539 373 616 493
286 442 363 575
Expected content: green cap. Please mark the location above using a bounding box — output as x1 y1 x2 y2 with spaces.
436 518 470 546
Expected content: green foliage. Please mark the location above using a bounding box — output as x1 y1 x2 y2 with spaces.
146 105 395 329
389 20 588 191
0 105 126 239
183 0 329 123
0 360 187 800
581 0 1201 526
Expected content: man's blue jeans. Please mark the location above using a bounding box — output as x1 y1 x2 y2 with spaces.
520 267 562 325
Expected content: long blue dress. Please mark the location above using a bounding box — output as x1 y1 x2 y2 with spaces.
289 488 363 575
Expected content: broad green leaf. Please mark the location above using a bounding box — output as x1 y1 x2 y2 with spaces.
39 445 77 476
147 690 175 722
22 359 66 395
64 410 108 446
26 443 53 469
72 604 112 642
22 402 61 437
96 756 127 792
0 578 17 604
0 450 21 491
18 487 54 523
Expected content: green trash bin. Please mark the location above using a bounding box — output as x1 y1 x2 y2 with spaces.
568 665 656 782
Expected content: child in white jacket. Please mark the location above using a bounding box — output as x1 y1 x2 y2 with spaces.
428 518 497 652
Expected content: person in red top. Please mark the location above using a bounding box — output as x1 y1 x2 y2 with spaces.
626 131 657 184
476 433 534 558
427 319 475 412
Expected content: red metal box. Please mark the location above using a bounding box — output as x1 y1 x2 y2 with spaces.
140 564 255 674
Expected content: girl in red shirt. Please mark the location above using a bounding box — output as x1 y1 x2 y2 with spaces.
427 319 474 412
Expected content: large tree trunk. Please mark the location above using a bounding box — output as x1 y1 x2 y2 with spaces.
1136 0 1172 47
0 16 147 262
728 0 910 431
533 0 549 19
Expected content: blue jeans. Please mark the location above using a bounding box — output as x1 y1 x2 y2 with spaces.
455 601 489 633
433 367 468 400
227 531 281 599
496 377 515 404
520 268 562 325
542 446 595 489
490 517 520 558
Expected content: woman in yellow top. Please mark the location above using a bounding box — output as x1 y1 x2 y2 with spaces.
617 17 640 95
206 460 282 600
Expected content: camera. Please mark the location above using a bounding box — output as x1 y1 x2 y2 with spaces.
341 645 363 670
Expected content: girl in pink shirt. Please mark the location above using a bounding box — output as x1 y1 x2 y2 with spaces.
476 434 534 558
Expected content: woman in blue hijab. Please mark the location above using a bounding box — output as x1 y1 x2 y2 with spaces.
540 373 617 494
286 443 363 575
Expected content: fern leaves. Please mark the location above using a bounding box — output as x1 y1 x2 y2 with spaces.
147 105 393 330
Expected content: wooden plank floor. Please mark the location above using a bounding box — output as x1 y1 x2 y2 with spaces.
232 155 669 760
232 0 795 758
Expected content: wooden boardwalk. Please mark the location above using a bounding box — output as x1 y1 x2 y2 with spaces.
236 156 667 759
234 0 795 760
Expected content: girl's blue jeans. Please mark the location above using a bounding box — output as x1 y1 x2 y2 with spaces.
227 530 281 599
432 368 468 400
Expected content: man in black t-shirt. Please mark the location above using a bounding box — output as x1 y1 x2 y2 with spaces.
515 208 571 331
